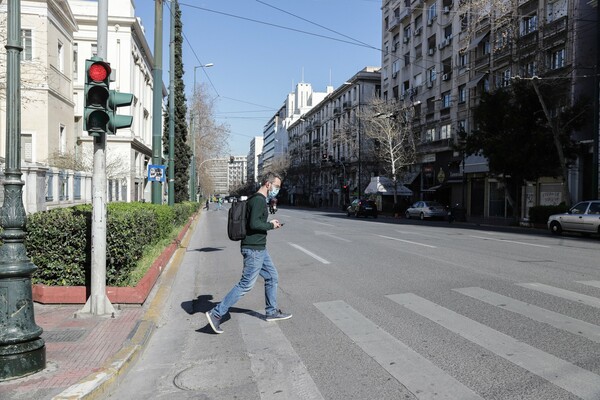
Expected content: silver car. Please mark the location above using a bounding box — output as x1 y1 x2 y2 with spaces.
405 201 448 220
548 200 600 235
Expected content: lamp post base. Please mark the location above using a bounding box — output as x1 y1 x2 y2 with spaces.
0 338 46 381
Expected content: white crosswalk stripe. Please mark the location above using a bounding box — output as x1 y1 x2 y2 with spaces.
517 282 600 308
387 292 600 400
453 287 600 344
315 300 483 400
238 312 325 400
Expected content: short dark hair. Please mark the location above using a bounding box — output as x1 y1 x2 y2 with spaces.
260 171 282 186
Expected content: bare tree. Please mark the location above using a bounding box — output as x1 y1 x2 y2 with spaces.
189 82 230 197
360 98 417 205
269 154 291 179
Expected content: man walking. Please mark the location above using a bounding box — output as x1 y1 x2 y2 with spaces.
206 172 291 334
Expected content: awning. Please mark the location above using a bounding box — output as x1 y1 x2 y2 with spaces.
364 176 413 196
466 31 490 51
422 184 442 192
466 73 486 89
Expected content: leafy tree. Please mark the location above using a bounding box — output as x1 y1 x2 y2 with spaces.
163 0 191 203
462 79 587 217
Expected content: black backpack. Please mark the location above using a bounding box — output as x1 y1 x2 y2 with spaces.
227 196 252 241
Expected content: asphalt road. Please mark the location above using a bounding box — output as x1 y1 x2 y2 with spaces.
106 205 600 400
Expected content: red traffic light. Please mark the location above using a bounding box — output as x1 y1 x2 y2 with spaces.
88 62 110 82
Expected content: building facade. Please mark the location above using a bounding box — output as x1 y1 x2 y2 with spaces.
287 67 382 207
70 0 156 203
247 136 263 185
381 0 597 218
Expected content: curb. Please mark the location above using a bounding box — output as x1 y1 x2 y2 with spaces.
50 213 200 400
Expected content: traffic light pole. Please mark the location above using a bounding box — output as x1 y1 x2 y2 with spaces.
167 0 175 206
151 0 163 204
80 0 114 317
0 0 46 380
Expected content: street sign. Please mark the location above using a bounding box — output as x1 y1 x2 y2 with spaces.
148 165 166 182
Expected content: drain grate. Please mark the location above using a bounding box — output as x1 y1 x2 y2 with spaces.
43 329 87 342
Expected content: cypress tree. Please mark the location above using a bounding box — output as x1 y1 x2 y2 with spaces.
163 0 191 203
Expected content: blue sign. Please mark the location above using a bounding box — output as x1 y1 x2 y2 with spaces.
148 165 166 182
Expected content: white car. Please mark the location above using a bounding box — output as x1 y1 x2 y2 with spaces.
548 200 600 236
405 201 448 220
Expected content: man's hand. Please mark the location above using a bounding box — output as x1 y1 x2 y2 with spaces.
271 219 282 229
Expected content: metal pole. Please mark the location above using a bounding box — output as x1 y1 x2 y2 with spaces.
190 66 199 202
0 0 46 380
168 0 175 206
80 0 114 316
357 84 361 198
593 1 600 198
151 0 163 204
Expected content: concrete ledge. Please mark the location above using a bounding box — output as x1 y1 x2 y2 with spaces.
33 216 194 305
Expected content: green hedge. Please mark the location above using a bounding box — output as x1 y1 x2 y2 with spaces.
26 201 199 286
528 204 569 224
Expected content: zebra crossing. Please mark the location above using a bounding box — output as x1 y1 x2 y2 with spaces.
311 281 600 400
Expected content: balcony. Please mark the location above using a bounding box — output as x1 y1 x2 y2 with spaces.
388 16 401 31
334 107 341 116
543 16 567 40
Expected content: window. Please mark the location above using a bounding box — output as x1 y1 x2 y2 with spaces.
444 24 453 41
521 14 538 36
428 67 436 82
414 72 423 87
457 119 466 134
522 60 537 77
415 14 423 29
460 13 468 31
392 60 401 76
384 40 389 56
550 48 565 69
458 84 466 103
440 123 452 139
21 29 32 61
59 124 66 154
404 52 410 67
427 3 437 23
458 52 468 69
415 44 422 59
73 43 78 79
502 68 511 87
425 128 436 142
441 91 451 108
57 42 64 73
21 134 32 162
404 26 411 41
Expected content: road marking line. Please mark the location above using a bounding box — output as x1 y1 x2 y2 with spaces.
577 281 600 290
517 283 600 308
288 243 331 264
315 300 483 399
238 313 325 400
311 220 336 227
469 235 549 248
387 293 600 400
314 231 352 242
378 235 437 248
454 287 600 343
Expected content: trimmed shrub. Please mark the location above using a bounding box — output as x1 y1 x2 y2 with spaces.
25 201 199 287
528 204 569 224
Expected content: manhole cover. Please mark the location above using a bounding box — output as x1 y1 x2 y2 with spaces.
174 357 252 391
43 329 86 342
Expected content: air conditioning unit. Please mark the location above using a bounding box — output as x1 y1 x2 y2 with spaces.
392 71 398 78
443 6 450 14
427 18 433 26
442 73 450 81
403 36 410 43
414 27 422 36
428 48 435 56
438 42 445 50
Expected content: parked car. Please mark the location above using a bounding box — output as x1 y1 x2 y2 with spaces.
405 201 448 220
548 200 600 236
347 199 378 218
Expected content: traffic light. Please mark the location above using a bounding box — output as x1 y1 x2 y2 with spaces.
322 153 328 161
83 57 111 136
107 90 133 134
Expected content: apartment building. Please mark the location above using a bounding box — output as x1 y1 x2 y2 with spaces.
70 0 156 202
381 0 597 218
228 155 247 192
287 67 381 207
247 136 263 185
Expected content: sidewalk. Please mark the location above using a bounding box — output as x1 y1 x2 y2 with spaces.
0 215 199 400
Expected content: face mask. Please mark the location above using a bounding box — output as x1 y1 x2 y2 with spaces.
268 187 280 199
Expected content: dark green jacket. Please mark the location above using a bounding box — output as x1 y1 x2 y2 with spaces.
241 193 273 249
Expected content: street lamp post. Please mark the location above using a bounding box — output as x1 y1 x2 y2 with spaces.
190 64 213 201
0 0 46 380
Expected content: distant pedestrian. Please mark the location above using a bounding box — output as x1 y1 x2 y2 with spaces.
205 171 291 334
205 199 209 210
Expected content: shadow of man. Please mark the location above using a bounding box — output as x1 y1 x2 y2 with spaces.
182 295 258 334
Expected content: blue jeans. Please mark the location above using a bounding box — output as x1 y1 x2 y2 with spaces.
212 248 279 318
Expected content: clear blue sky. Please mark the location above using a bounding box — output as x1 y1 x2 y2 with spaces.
135 0 382 156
